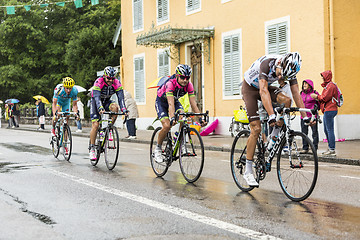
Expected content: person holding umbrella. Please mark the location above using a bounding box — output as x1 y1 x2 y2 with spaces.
36 97 46 130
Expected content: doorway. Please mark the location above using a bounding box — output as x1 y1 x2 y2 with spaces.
190 44 203 112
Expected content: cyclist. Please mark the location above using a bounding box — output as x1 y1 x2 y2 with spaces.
51 77 79 155
242 52 309 186
154 64 207 163
89 66 127 160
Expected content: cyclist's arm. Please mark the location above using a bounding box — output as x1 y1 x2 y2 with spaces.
290 83 307 118
72 99 78 113
189 95 200 113
259 79 275 117
92 88 104 112
115 88 127 112
52 98 58 117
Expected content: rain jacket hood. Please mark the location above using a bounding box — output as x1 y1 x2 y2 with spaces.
318 70 338 113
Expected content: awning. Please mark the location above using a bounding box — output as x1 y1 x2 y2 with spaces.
136 26 214 63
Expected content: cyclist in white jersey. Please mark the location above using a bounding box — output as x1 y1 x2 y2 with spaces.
241 52 310 186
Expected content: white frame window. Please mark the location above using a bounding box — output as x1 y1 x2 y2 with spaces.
186 0 201 15
133 53 146 104
222 29 242 99
157 0 169 25
133 0 143 33
157 49 170 78
265 16 290 55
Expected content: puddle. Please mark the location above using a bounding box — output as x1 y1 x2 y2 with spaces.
0 142 52 155
0 188 56 225
0 162 31 173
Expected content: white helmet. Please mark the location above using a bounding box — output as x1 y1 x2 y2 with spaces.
281 52 302 79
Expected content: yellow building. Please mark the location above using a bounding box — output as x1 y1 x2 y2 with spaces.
120 0 360 139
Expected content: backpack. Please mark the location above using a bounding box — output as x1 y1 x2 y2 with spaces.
331 82 344 107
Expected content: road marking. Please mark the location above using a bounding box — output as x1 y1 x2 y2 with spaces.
49 169 281 240
340 175 360 180
221 160 230 163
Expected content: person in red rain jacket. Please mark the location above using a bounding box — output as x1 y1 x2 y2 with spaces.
311 70 338 156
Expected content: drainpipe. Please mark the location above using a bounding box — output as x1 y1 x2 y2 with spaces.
329 0 339 139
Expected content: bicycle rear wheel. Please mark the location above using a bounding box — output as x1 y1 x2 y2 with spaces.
230 129 256 192
179 128 204 183
104 126 119 170
62 125 72 161
277 131 318 201
150 127 170 177
51 127 60 158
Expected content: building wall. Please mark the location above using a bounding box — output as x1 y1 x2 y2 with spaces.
121 0 359 138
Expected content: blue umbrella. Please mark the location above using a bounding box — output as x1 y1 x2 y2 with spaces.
5 99 20 104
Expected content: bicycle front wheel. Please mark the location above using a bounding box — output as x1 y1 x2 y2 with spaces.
51 127 60 158
179 127 204 183
230 129 256 192
277 131 318 201
150 127 169 177
104 126 119 170
62 125 72 161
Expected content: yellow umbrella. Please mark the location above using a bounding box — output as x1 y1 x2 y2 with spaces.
33 95 50 104
147 76 169 89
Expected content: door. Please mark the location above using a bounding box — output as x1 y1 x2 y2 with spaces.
190 45 203 112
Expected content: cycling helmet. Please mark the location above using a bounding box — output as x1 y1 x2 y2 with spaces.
63 77 75 88
104 66 117 78
175 64 192 77
281 52 302 79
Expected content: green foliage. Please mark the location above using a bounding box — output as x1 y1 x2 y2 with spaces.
0 0 122 107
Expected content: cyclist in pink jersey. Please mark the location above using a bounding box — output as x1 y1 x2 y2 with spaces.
154 64 207 163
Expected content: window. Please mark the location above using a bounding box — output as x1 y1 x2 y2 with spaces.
158 49 170 77
265 17 290 55
134 54 146 103
133 0 143 32
186 0 201 15
222 30 242 98
157 0 169 25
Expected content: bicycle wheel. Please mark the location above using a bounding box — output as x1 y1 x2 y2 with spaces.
179 127 204 183
150 127 170 177
230 129 258 192
104 126 119 170
62 125 72 161
277 131 318 201
51 127 60 158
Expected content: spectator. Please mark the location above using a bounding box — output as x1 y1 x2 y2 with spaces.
300 79 319 153
36 98 46 130
8 103 16 128
311 70 338 156
5 104 11 128
12 103 20 128
124 90 139 139
76 97 84 133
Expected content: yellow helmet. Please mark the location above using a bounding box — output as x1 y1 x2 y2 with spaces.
63 77 75 88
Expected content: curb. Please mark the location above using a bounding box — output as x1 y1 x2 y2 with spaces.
12 127 360 166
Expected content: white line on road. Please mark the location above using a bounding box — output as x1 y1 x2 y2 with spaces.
340 175 360 180
49 169 281 240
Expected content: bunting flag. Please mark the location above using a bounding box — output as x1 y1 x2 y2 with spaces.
6 6 15 15
91 0 99 6
1 0 101 14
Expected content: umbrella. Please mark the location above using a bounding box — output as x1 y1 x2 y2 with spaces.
147 76 169 89
33 95 50 104
0 100 3 104
5 99 20 104
74 85 87 93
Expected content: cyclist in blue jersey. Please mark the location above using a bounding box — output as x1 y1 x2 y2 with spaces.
51 77 79 143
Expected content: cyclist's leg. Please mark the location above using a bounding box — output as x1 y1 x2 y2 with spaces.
155 97 171 146
108 100 119 124
90 98 101 145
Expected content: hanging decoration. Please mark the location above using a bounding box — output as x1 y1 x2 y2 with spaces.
0 0 100 15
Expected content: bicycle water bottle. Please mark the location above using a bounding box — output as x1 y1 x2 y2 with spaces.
266 136 277 151
102 114 109 129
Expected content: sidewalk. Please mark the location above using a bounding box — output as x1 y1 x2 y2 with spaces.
5 124 360 166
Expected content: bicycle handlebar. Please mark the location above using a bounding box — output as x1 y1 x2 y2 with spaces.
174 110 209 123
275 105 319 123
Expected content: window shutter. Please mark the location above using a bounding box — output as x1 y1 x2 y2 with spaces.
158 52 170 77
158 0 168 22
187 0 200 11
133 0 143 31
224 34 241 96
267 21 288 55
134 57 145 102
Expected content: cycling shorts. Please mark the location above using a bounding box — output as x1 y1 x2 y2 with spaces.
241 81 282 122
155 96 183 121
56 99 71 112
90 98 116 122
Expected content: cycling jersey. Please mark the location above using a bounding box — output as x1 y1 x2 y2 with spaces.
244 55 298 89
157 74 195 101
53 84 78 111
91 77 126 112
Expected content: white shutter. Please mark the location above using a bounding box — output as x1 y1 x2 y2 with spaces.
158 52 170 77
158 0 168 22
267 21 288 55
133 0 143 31
134 57 145 103
224 34 241 96
187 0 200 11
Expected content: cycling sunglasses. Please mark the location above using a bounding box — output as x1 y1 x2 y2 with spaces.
105 76 115 80
179 75 190 80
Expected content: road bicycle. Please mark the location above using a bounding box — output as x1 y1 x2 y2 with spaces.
229 105 250 137
230 106 319 201
90 111 127 170
150 111 209 183
51 112 77 161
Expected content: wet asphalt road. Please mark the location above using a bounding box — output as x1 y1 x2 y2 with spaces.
0 128 359 240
